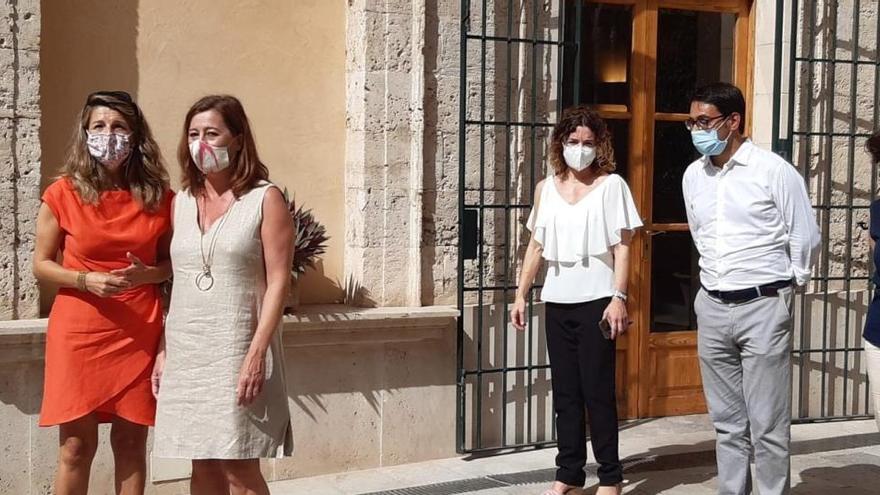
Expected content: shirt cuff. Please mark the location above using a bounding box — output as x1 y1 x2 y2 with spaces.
792 266 812 286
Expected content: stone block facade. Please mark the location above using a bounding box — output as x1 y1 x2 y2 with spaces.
345 0 427 307
786 0 879 290
0 0 875 320
346 0 878 314
0 309 458 494
0 0 40 321
345 0 560 306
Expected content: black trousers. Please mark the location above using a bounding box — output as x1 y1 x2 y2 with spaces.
546 298 622 487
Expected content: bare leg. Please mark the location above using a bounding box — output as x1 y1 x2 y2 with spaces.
191 459 229 495
110 416 148 495
54 414 99 495
222 459 269 495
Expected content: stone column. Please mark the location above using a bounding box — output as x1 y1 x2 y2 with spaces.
345 0 426 306
0 0 40 320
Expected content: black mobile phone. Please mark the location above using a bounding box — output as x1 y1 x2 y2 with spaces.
598 318 613 339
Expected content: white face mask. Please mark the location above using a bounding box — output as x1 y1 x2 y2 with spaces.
562 144 596 172
87 131 132 170
189 139 231 174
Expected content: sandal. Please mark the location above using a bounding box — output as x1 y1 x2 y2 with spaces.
595 484 622 495
541 487 585 495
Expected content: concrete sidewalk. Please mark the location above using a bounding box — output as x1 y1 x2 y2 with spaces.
268 415 880 494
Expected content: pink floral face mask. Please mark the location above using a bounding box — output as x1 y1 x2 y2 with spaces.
87 132 132 170
189 140 231 174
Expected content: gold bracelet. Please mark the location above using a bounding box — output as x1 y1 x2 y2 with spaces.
76 271 89 292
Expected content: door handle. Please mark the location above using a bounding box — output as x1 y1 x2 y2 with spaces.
641 230 665 261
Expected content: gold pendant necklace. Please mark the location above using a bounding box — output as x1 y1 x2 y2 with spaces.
196 194 236 292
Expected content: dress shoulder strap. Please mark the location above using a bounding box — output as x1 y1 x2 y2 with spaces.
239 181 284 225
173 188 196 225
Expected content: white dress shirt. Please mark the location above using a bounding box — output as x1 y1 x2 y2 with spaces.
682 141 820 291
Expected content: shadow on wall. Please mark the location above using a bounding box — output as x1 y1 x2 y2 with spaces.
0 360 44 416
792 291 872 418
461 302 555 450
39 0 140 316
420 1 440 306
298 260 353 306
285 321 456 421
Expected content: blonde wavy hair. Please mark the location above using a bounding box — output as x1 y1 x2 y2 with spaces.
549 105 616 176
60 91 169 211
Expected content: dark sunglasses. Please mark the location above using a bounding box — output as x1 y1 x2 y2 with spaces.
86 90 134 105
85 91 140 119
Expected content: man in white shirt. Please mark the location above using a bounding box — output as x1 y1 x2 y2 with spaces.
682 83 820 495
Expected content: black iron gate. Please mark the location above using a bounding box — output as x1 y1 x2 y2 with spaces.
457 0 877 454
772 0 875 422
456 0 574 454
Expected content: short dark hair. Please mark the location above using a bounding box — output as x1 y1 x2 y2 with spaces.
690 82 746 133
867 130 880 164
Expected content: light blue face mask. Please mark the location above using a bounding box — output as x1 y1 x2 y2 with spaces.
691 118 731 156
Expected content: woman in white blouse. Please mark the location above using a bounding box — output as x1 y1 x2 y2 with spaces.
510 106 642 495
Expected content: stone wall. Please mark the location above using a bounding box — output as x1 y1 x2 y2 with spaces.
344 0 558 307
40 1 348 308
772 0 879 418
0 307 458 495
787 0 879 292
345 0 426 307
0 0 39 320
426 0 559 306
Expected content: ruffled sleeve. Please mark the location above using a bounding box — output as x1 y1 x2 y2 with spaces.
529 175 642 262
526 180 560 259
595 174 643 250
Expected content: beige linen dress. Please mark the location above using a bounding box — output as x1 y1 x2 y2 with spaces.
154 181 293 459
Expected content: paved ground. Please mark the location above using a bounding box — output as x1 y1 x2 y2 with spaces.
268 415 880 494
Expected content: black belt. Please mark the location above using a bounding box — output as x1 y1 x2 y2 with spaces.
702 280 792 304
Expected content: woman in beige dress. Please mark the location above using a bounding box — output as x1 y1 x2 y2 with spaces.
153 94 293 495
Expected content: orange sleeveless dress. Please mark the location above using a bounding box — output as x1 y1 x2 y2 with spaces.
39 178 173 426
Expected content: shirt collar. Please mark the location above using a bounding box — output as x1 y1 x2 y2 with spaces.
701 139 754 171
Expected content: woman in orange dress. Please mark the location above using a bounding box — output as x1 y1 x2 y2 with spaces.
33 91 173 495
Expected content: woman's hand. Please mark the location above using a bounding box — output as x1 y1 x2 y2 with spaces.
110 252 155 288
84 271 131 297
510 297 528 331
236 350 266 406
602 297 629 340
151 350 165 399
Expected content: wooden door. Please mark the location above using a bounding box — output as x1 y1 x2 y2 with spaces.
637 0 753 417
572 0 754 417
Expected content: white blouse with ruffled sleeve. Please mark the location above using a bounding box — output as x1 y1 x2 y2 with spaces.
526 173 643 304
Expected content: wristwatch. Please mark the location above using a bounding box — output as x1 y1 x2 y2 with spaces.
612 289 628 302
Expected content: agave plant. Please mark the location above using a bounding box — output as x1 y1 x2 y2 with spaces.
285 190 329 280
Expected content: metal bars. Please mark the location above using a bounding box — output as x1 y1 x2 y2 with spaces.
772 0 877 422
457 0 571 454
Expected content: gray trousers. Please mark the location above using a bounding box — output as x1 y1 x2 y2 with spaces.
695 287 794 495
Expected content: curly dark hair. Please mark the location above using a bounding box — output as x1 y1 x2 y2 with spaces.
549 105 616 176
